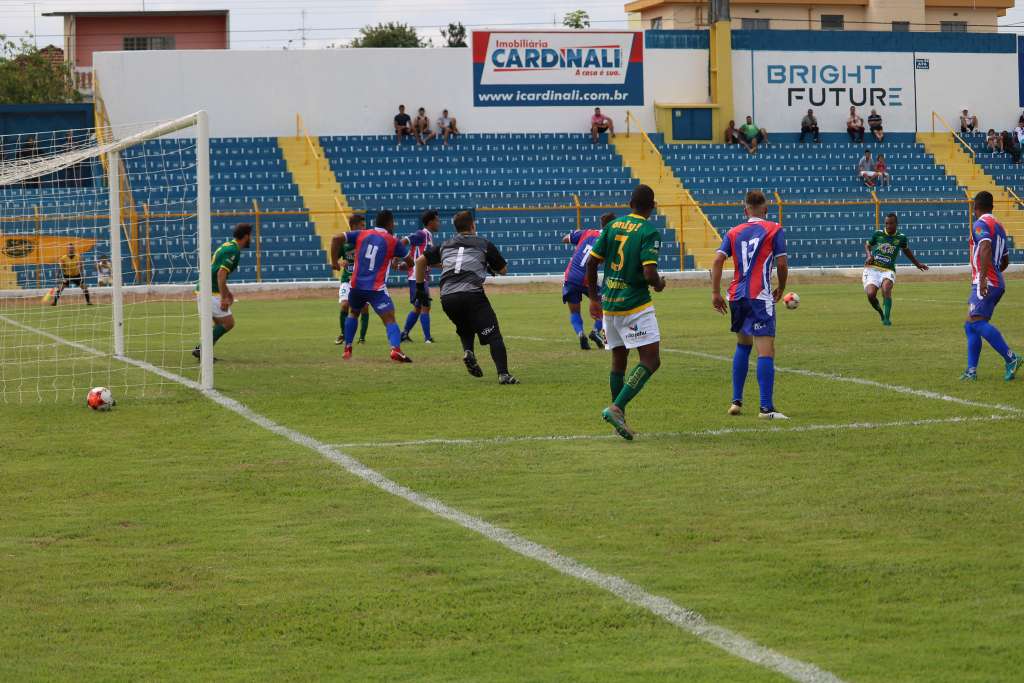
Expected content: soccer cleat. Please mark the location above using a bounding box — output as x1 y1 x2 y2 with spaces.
424 338 434 344
728 400 742 416
882 318 892 327
191 346 201 360
357 338 366 344
334 335 344 345
960 368 977 381
758 408 789 420
579 333 591 350
602 405 634 440
498 373 520 385
390 348 413 363
463 350 484 377
400 331 413 343
588 330 605 350
342 345 353 360
1004 353 1022 381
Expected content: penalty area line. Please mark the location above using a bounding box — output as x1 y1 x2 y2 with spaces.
0 314 846 683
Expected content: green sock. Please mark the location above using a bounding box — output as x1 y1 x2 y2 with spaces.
882 298 892 321
613 364 654 411
340 309 346 334
359 310 369 340
212 323 229 346
610 371 625 403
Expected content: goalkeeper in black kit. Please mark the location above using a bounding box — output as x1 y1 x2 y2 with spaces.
413 210 519 384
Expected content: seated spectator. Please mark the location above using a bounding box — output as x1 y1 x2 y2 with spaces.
590 107 614 143
739 115 768 154
847 106 865 143
959 109 979 134
857 149 877 188
436 109 459 145
986 129 1002 153
413 107 436 145
874 153 890 187
724 119 749 151
799 109 820 144
867 109 884 143
393 105 412 145
1001 130 1021 164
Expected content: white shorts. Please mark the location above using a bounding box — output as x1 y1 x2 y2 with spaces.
862 267 895 291
211 294 233 319
96 276 111 287
603 305 660 350
338 281 351 304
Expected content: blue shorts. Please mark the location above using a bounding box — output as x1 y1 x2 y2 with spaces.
408 281 430 306
562 281 587 305
729 298 776 337
968 284 1004 320
348 288 395 315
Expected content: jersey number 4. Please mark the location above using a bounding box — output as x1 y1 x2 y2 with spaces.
364 244 380 271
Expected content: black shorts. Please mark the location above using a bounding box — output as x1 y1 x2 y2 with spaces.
441 291 501 345
62 276 85 288
595 125 609 133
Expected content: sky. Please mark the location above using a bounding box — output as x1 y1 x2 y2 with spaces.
3 0 1024 51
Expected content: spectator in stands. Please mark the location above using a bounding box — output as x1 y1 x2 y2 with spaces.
847 107 866 143
799 109 820 144
437 109 459 145
394 105 413 146
1001 131 1021 164
590 108 614 143
1015 121 1024 146
868 109 884 143
739 115 768 154
960 109 979 134
413 107 436 145
857 149 877 188
874 153 890 187
724 119 750 151
986 129 1002 153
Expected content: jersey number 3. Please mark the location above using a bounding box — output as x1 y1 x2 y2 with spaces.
611 235 628 272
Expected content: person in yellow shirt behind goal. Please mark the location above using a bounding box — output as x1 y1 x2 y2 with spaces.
52 243 92 306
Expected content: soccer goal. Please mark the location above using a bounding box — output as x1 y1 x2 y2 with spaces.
0 112 213 403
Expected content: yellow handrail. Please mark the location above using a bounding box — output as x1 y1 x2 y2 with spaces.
871 190 880 229
625 110 665 180
1007 188 1023 209
295 112 323 189
572 194 582 230
932 110 976 160
773 191 784 229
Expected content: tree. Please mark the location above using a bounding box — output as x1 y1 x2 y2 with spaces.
562 10 591 29
351 22 429 48
441 22 467 48
0 35 80 104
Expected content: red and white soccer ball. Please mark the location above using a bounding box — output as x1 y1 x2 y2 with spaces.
783 292 800 310
87 387 115 411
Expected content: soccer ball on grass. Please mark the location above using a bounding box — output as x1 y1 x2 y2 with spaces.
783 292 800 310
87 387 115 411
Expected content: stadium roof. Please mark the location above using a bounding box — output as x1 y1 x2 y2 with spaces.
42 10 229 18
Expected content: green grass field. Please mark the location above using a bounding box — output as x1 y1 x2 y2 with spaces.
2 278 1023 681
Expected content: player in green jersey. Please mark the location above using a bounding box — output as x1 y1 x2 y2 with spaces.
585 184 666 441
192 223 252 360
862 213 928 326
330 214 370 345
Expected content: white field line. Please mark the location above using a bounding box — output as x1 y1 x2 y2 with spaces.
0 314 845 683
506 336 1023 415
329 414 1012 449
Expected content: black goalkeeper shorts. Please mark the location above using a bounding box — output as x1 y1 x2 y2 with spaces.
441 291 501 345
62 276 85 288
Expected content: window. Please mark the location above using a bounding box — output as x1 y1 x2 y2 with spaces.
891 21 910 32
649 17 663 30
123 36 176 51
940 21 967 33
742 18 770 30
820 15 844 31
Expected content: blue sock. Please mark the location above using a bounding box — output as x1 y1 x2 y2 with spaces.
732 344 752 403
975 320 1013 362
420 312 431 340
569 311 584 336
403 309 419 335
965 321 982 370
343 316 358 346
756 356 775 410
593 318 603 332
386 322 402 348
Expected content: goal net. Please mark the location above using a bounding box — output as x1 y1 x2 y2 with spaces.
0 112 213 403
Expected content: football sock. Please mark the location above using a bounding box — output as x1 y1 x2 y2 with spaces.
569 311 584 336
610 371 625 403
403 309 419 334
420 312 431 339
460 332 475 353
756 356 775 409
732 343 752 403
964 321 982 369
212 323 229 346
882 298 892 321
359 310 369 339
385 322 402 349
593 318 603 332
974 320 1012 362
868 296 883 316
488 337 509 375
344 316 358 346
84 289 91 304
339 309 346 333
613 364 653 411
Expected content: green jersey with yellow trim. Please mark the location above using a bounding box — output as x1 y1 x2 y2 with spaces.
338 241 357 284
590 213 660 314
867 230 908 272
204 239 241 294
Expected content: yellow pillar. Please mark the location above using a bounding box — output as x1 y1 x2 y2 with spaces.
709 20 734 144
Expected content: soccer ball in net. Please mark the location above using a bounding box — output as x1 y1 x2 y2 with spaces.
87 387 115 411
783 292 800 310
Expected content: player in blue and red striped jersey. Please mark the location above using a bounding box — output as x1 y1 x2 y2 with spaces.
335 210 414 363
561 212 613 350
400 209 440 344
711 190 789 420
961 191 1020 381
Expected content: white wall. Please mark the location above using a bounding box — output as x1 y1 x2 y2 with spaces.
913 52 1019 133
94 47 707 137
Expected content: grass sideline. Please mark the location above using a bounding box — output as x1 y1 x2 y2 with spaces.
2 279 1023 681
